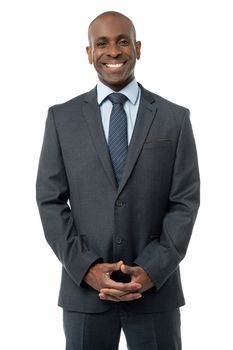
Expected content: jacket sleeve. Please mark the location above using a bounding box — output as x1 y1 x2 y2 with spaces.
36 107 102 287
134 110 200 290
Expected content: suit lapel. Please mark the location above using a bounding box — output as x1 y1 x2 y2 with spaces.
82 85 158 195
82 87 118 190
117 86 158 196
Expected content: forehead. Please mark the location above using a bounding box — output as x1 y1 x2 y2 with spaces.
89 15 134 42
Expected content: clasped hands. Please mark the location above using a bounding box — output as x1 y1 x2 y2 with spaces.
84 260 153 302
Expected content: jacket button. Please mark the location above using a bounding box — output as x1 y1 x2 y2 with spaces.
115 200 125 207
115 236 123 244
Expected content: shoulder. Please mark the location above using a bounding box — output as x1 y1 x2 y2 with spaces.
50 87 96 114
139 84 190 122
46 87 97 128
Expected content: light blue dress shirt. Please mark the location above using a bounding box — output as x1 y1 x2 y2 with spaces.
97 79 141 145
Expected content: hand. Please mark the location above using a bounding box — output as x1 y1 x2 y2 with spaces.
84 261 142 301
99 264 154 302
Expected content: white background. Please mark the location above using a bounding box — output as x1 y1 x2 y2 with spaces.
1 0 232 349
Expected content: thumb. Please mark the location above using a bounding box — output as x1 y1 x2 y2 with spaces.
121 264 134 275
114 260 124 271
104 260 123 272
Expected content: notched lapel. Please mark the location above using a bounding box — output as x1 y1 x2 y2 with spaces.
81 86 158 195
82 88 117 190
117 88 158 196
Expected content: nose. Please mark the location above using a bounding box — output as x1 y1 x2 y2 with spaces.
107 43 122 58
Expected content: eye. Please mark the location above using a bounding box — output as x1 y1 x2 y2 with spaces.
96 41 107 48
119 39 129 46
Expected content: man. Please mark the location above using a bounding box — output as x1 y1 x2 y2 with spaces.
36 10 200 350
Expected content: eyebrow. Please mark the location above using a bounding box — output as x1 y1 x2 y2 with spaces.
93 34 131 43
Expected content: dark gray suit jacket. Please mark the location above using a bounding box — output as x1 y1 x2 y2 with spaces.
36 84 200 313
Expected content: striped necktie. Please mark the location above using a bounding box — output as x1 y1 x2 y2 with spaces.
108 93 128 185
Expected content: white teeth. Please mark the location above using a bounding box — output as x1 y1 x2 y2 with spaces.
106 63 124 68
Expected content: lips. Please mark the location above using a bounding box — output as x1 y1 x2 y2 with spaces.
102 61 126 74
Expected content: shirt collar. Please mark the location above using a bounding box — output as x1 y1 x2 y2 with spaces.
97 79 140 105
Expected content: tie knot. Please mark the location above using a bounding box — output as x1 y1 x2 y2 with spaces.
108 93 127 105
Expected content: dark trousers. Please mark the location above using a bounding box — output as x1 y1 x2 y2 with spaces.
63 305 181 350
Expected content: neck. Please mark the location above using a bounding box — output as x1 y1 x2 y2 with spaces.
100 76 135 92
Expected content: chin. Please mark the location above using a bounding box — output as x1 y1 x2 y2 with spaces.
105 76 129 88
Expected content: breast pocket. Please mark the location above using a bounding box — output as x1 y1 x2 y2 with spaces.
150 233 160 240
143 139 172 149
139 139 174 190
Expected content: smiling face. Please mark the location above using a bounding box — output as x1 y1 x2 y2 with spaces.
86 12 141 91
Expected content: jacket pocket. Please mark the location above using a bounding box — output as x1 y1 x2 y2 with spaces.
150 233 160 241
143 139 172 149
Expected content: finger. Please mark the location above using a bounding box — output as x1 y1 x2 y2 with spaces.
101 282 142 295
121 264 136 275
102 261 123 273
104 280 142 292
100 288 130 297
100 291 142 302
99 291 142 301
99 293 120 302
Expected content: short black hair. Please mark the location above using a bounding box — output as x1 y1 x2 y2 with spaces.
88 11 137 45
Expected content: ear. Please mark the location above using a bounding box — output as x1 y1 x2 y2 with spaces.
135 41 141 60
86 46 93 64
